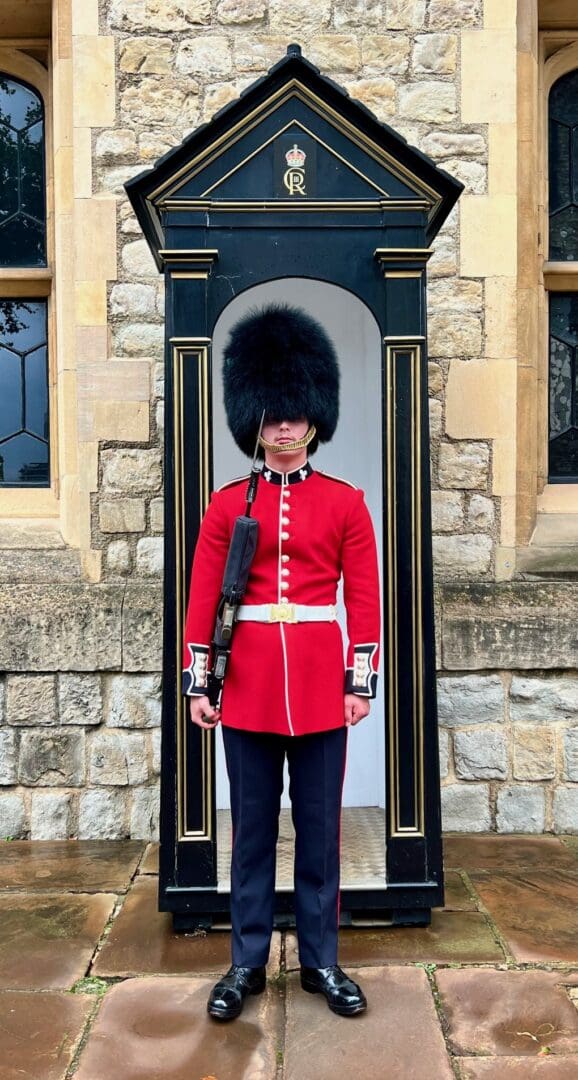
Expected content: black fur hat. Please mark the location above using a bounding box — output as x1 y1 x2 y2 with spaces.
222 302 340 457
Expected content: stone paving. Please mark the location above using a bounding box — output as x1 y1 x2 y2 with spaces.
2 836 578 1079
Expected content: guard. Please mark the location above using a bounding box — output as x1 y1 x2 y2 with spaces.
182 303 381 1019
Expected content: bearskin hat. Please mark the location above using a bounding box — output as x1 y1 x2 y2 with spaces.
222 302 340 457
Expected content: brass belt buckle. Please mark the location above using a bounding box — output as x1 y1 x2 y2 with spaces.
269 602 297 623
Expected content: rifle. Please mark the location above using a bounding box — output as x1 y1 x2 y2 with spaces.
206 412 265 708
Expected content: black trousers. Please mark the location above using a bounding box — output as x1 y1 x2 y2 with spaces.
222 724 348 968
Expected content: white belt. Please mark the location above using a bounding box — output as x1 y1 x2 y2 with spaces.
236 602 337 624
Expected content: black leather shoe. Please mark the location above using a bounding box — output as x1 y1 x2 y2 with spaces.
300 965 367 1016
207 964 267 1021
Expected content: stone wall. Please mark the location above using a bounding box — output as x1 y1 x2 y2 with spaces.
0 0 577 837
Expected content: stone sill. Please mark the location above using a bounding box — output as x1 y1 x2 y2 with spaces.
516 512 578 576
0 518 66 550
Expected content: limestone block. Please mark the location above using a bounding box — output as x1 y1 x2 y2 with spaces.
154 361 164 399
156 284 165 316
175 36 232 76
510 676 578 724
413 33 457 74
0 730 17 784
488 123 516 197
104 674 162 728
431 491 463 532
78 361 150 403
58 674 103 726
122 239 161 280
130 785 160 840
0 586 123 671
343 78 396 121
460 194 516 277
442 583 578 671
438 442 489 489
513 727 555 781
446 358 516 440
136 538 164 576
89 732 148 785
155 400 164 433
150 498 164 533
428 279 483 314
467 494 495 530
120 36 174 73
428 361 443 395
461 29 516 124
428 233 457 278
441 783 491 832
437 674 505 726
100 500 146 534
0 550 84 585
101 449 162 494
485 277 517 359
563 730 578 781
122 586 163 672
269 0 331 32
438 728 449 779
78 789 128 839
30 793 72 840
233 35 289 72
109 0 210 31
429 399 442 439
95 163 145 197
420 131 486 160
151 729 162 774
93 401 150 444
6 675 57 726
0 794 26 839
454 729 507 780
441 158 486 196
361 36 410 75
73 36 115 128
74 198 117 282
19 730 85 786
120 81 199 128
106 540 131 575
138 132 174 162
429 314 482 357
433 534 492 578
115 323 164 358
95 130 137 162
217 0 266 23
428 0 482 28
386 0 425 29
203 83 239 121
75 281 107 327
552 788 578 833
110 284 157 318
496 785 545 833
309 36 360 73
399 83 456 123
335 0 382 27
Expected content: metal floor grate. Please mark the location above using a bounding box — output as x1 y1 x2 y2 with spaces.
217 806 386 891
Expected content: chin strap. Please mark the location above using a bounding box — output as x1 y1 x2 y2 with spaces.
258 424 317 454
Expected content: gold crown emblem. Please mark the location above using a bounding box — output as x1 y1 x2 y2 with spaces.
285 143 306 168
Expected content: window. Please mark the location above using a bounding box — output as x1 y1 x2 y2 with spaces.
0 72 49 488
547 67 578 482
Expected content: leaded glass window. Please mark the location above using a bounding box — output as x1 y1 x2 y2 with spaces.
549 293 578 481
0 74 46 267
0 300 49 486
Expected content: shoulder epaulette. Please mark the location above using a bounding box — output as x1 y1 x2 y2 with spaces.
317 470 358 490
215 474 250 493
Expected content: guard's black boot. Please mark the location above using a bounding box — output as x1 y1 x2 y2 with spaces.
207 964 267 1021
300 965 367 1016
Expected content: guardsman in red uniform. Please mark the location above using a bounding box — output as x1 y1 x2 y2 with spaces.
182 303 381 1020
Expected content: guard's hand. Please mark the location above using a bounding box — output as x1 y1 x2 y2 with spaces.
344 693 370 727
188 694 221 729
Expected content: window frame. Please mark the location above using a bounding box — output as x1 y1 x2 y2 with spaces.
0 45 57 510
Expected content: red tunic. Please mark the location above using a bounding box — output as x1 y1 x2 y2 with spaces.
182 460 381 736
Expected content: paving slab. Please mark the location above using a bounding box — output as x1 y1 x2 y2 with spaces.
444 835 578 873
458 1059 578 1079
442 870 478 910
286 911 504 968
92 874 281 977
471 870 578 963
0 892 115 989
436 969 578 1057
0 840 145 891
74 975 283 1080
139 842 159 874
284 966 453 1080
0 988 93 1080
